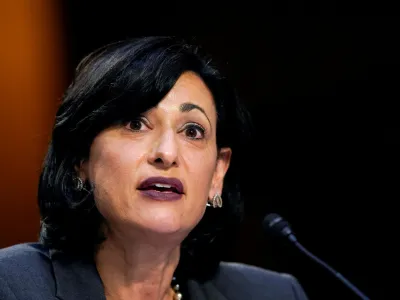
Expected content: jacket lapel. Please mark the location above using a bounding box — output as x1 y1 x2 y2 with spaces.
188 279 229 300
50 249 106 300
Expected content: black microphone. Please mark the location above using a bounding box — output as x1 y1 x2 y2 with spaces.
262 213 370 300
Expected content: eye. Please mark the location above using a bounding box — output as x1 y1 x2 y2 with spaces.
125 117 147 131
183 123 206 140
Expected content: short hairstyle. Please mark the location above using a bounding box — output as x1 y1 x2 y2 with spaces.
38 36 252 282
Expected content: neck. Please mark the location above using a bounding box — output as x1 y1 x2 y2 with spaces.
95 230 181 300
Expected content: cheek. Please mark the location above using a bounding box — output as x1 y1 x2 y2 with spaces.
184 147 216 198
90 144 132 183
87 141 144 212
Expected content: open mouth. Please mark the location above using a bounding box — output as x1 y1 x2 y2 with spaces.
138 183 181 194
137 177 184 194
137 177 184 201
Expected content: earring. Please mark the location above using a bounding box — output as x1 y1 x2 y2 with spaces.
73 177 84 191
208 193 223 208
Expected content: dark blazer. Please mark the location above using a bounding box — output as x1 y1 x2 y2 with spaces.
0 243 308 300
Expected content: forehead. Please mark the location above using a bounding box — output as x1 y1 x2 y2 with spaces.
156 71 216 118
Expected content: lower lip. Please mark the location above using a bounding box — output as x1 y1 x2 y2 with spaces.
139 190 183 201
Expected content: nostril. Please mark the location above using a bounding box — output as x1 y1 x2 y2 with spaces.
150 154 178 168
154 158 163 163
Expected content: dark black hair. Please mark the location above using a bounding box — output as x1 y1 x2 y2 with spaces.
38 36 252 282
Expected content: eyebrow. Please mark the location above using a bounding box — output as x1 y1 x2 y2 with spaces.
179 102 211 127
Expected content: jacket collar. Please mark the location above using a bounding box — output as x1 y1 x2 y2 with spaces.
50 249 106 300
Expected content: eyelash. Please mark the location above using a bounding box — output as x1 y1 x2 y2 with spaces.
125 119 206 140
182 123 206 140
126 117 148 131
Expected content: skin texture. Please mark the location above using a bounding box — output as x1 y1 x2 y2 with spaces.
78 71 232 300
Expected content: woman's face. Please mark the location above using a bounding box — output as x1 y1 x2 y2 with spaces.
79 71 231 240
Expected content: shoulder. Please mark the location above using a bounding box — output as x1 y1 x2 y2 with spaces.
217 261 295 284
0 243 55 299
0 242 51 271
211 262 308 300
0 242 49 259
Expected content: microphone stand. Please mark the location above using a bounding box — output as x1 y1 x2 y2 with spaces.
289 235 370 300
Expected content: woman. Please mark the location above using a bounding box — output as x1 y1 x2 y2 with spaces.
0 36 308 300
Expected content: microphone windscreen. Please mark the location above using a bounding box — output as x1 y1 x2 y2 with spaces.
262 213 291 237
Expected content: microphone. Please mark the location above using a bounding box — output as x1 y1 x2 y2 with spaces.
262 213 370 300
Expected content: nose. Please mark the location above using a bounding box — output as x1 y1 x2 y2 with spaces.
148 129 179 169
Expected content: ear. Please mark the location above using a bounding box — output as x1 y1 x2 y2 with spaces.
209 147 232 199
74 159 89 181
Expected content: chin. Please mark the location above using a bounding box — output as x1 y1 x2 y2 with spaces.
136 210 187 235
148 219 182 233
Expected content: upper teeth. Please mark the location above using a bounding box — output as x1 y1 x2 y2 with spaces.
154 183 172 188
